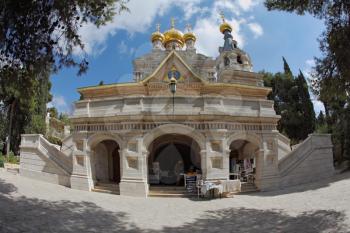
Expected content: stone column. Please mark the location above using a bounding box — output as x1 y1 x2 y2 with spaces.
256 138 280 191
119 136 148 197
204 132 229 181
70 138 94 191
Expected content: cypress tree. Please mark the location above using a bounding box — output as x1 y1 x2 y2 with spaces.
282 56 293 77
295 70 316 139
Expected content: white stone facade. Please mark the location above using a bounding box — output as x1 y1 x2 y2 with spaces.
19 21 334 197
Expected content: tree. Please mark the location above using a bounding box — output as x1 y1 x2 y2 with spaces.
264 0 350 161
282 56 292 77
262 58 316 144
0 0 129 153
295 70 316 137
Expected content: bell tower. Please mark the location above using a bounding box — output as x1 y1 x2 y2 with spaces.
216 13 253 82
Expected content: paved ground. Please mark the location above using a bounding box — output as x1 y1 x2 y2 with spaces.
0 171 349 233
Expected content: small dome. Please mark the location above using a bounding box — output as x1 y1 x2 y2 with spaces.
183 31 196 42
151 31 165 43
220 22 232 34
163 28 184 47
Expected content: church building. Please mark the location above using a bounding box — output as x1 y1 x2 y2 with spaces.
19 16 334 197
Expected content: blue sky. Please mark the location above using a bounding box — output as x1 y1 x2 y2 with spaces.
49 0 325 114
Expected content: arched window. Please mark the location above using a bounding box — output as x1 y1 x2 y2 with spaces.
237 55 243 64
224 57 230 67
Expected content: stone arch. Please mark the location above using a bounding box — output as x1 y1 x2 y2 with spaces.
226 132 262 149
87 133 124 150
87 133 123 185
143 124 206 152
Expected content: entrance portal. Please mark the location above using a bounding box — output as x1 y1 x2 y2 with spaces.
148 134 201 186
229 139 259 183
91 140 121 184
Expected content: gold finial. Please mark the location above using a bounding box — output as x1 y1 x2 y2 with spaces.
171 17 175 28
156 23 160 32
220 11 226 23
186 23 192 32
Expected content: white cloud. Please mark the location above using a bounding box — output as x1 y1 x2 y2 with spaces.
75 0 262 56
192 0 262 57
75 0 203 56
306 59 315 67
47 95 69 113
193 17 244 57
312 99 325 115
248 22 263 38
237 0 258 11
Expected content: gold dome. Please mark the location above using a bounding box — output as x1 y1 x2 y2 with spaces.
220 22 232 34
151 31 164 43
163 18 184 47
183 24 196 42
163 28 184 47
151 24 165 43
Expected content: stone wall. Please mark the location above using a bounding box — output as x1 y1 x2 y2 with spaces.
278 134 334 188
19 134 71 187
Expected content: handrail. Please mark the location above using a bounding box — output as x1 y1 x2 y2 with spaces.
278 135 313 176
38 136 72 173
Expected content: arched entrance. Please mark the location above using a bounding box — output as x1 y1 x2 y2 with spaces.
229 139 259 184
148 134 201 186
90 140 121 184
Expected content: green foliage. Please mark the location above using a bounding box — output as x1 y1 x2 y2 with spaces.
47 136 62 146
0 0 129 75
264 0 350 162
58 113 71 126
262 58 316 144
0 155 4 167
48 107 58 119
6 152 19 164
0 0 129 154
282 56 292 77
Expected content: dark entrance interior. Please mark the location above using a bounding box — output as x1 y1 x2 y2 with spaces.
148 134 201 186
92 140 121 184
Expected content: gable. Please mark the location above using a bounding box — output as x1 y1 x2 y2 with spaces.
141 51 207 84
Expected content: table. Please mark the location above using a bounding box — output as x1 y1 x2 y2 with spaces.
200 182 223 198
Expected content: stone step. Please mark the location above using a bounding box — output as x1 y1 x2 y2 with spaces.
92 182 120 195
6 168 19 174
149 186 196 197
92 188 120 195
148 191 197 198
149 186 187 191
240 182 258 193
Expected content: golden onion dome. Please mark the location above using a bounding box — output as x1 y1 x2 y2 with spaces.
220 22 232 34
151 31 164 43
183 24 196 42
163 28 184 46
151 24 164 43
163 18 184 47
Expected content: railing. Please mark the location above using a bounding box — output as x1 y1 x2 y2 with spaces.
21 134 72 175
278 135 313 177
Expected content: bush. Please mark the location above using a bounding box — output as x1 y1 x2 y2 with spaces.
47 136 62 146
7 152 19 164
0 155 4 167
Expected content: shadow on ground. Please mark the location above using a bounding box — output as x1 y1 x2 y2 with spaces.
0 178 348 233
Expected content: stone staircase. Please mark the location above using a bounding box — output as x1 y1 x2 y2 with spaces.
240 182 258 193
92 182 120 195
148 186 196 198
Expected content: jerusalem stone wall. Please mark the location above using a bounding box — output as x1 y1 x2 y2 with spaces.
278 134 334 188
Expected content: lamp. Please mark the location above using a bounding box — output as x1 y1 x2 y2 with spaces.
169 76 177 118
169 76 177 94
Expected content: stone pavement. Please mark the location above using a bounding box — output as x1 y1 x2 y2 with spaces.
0 170 349 233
